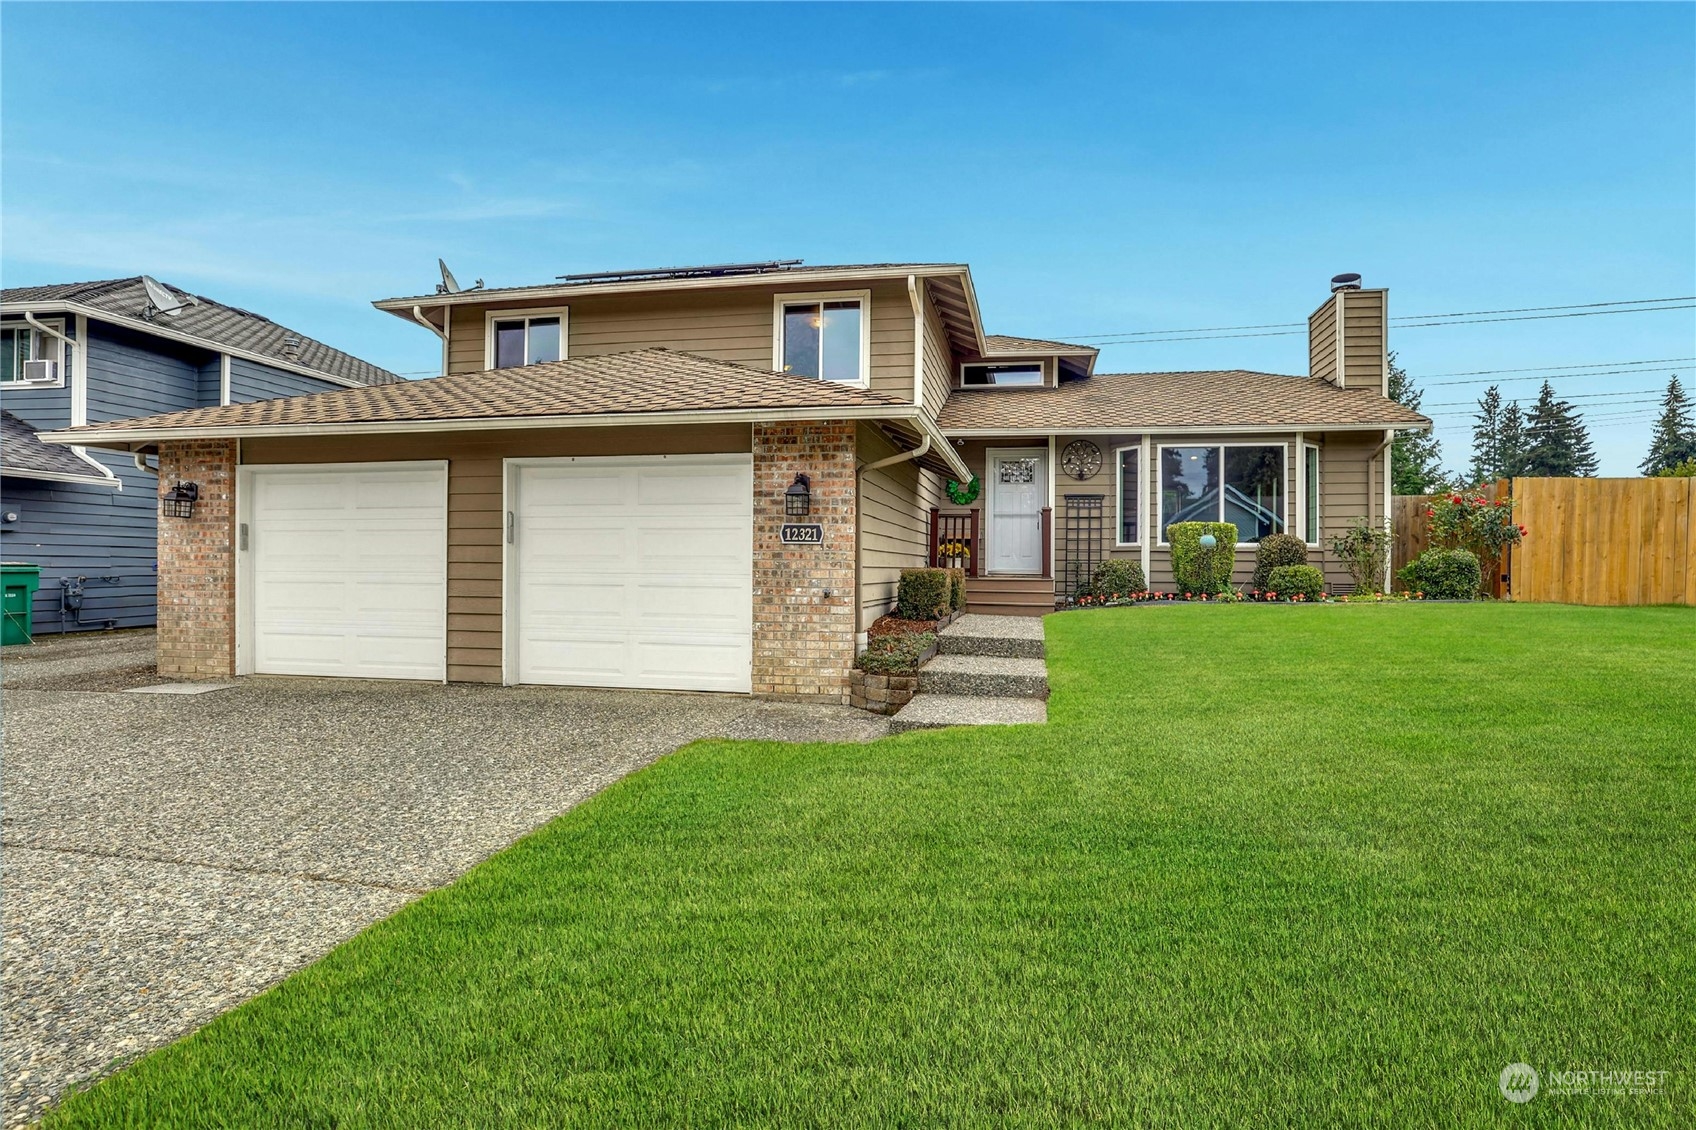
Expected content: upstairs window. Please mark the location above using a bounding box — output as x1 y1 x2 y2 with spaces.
488 311 564 369
1 320 67 385
774 292 868 384
962 363 1044 387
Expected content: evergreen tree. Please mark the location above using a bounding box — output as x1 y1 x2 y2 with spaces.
1387 352 1447 493
1522 381 1598 477
1469 386 1504 485
1639 375 1696 475
1499 401 1530 477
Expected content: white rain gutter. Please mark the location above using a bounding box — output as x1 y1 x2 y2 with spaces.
863 433 931 473
22 311 71 347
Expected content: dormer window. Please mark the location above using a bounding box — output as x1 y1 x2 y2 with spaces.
962 362 1044 387
773 291 869 384
487 309 565 369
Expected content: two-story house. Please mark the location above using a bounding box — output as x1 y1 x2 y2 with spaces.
1 276 400 634
45 261 1426 702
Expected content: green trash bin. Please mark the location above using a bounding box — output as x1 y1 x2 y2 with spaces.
2 562 42 646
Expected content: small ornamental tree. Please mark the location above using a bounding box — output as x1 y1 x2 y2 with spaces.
1328 517 1391 595
1426 490 1525 595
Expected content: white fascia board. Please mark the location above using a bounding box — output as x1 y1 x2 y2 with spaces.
940 422 1428 438
911 411 972 480
41 403 929 449
371 265 972 314
2 466 122 488
0 302 378 390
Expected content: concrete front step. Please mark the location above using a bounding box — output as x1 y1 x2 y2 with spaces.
888 692 1048 734
919 654 1049 699
938 613 1046 659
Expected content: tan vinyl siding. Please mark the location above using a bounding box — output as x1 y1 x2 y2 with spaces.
856 422 933 631
920 293 953 418
1341 289 1387 393
1311 430 1385 591
242 423 752 682
446 280 917 404
1308 296 1338 382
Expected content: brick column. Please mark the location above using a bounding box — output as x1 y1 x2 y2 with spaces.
155 439 237 679
752 421 857 703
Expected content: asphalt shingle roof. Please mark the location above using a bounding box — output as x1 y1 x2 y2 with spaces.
377 263 958 305
936 371 1431 431
2 278 401 387
1 410 114 481
981 334 1097 355
55 349 911 435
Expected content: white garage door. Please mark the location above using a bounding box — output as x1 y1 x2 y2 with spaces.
512 456 752 692
247 463 447 680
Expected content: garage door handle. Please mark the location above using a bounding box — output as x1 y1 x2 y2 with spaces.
506 512 515 545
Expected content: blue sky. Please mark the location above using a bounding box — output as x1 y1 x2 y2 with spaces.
4 2 1691 474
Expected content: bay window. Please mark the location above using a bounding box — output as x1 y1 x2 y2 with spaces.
774 292 868 384
1159 443 1286 543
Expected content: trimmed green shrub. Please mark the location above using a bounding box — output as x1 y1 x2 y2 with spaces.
1168 522 1238 594
1328 516 1391 595
1088 559 1146 599
896 568 951 621
1267 564 1325 601
945 567 968 612
855 631 937 674
1252 533 1308 591
1396 547 1481 600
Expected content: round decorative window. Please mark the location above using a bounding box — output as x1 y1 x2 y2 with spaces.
1061 439 1103 481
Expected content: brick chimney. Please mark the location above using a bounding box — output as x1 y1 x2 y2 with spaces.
1308 273 1388 394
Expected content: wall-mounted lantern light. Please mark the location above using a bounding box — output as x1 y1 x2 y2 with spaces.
784 473 812 518
162 481 199 519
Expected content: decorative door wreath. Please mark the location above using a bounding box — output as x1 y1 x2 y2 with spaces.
945 475 982 506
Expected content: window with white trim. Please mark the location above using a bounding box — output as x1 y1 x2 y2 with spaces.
962 363 1044 387
1116 447 1140 545
774 292 868 383
1158 444 1286 543
1303 443 1321 545
0 320 67 385
488 311 564 369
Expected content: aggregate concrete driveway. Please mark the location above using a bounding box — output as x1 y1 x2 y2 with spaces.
2 630 885 1126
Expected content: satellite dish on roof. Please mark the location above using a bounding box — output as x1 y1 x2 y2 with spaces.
436 259 484 295
140 275 195 319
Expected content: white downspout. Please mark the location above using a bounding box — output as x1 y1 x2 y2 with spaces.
27 311 118 488
862 434 931 473
411 305 448 375
907 275 924 411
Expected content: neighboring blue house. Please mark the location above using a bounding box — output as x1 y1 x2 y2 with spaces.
1 276 400 635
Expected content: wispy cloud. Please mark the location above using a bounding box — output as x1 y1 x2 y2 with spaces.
697 67 950 95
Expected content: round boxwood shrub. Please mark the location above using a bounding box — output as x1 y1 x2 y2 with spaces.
1168 521 1238 594
1252 533 1308 591
1088 559 1146 599
1266 564 1325 601
1396 547 1481 600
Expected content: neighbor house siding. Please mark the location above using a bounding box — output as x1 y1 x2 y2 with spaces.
242 423 754 683
85 321 205 422
196 357 223 406
856 423 933 631
227 356 340 402
445 281 919 404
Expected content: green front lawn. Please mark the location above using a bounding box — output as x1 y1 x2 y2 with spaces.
48 604 1694 1127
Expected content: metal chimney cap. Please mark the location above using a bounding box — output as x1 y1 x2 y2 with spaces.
1330 272 1363 292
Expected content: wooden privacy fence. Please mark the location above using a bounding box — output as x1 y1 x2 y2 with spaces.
1393 478 1695 606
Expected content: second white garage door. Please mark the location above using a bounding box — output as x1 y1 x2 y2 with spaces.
510 455 753 692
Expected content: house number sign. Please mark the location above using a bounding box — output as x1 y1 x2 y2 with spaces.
779 524 825 545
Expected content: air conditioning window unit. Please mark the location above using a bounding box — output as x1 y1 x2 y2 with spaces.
21 359 60 383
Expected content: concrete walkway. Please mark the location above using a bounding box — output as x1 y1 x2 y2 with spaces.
2 631 885 1126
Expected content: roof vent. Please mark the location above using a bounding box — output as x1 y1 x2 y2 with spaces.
281 335 303 361
1330 272 1363 292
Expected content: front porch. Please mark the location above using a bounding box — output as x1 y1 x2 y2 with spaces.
928 498 1058 618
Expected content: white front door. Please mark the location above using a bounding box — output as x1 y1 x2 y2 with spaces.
987 447 1048 574
245 463 448 680
509 455 753 692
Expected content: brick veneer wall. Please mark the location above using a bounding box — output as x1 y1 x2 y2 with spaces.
155 439 237 679
752 421 858 703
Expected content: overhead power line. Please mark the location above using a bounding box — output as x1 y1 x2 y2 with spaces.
1063 296 1696 343
1422 388 1665 410
1411 356 1695 379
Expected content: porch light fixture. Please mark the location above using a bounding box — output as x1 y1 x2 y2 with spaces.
784 473 812 517
161 481 199 519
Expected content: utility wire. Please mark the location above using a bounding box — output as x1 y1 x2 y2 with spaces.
1410 356 1694 379
1064 297 1696 343
1423 387 1666 409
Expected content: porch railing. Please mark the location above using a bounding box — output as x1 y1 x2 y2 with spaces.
929 507 979 576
